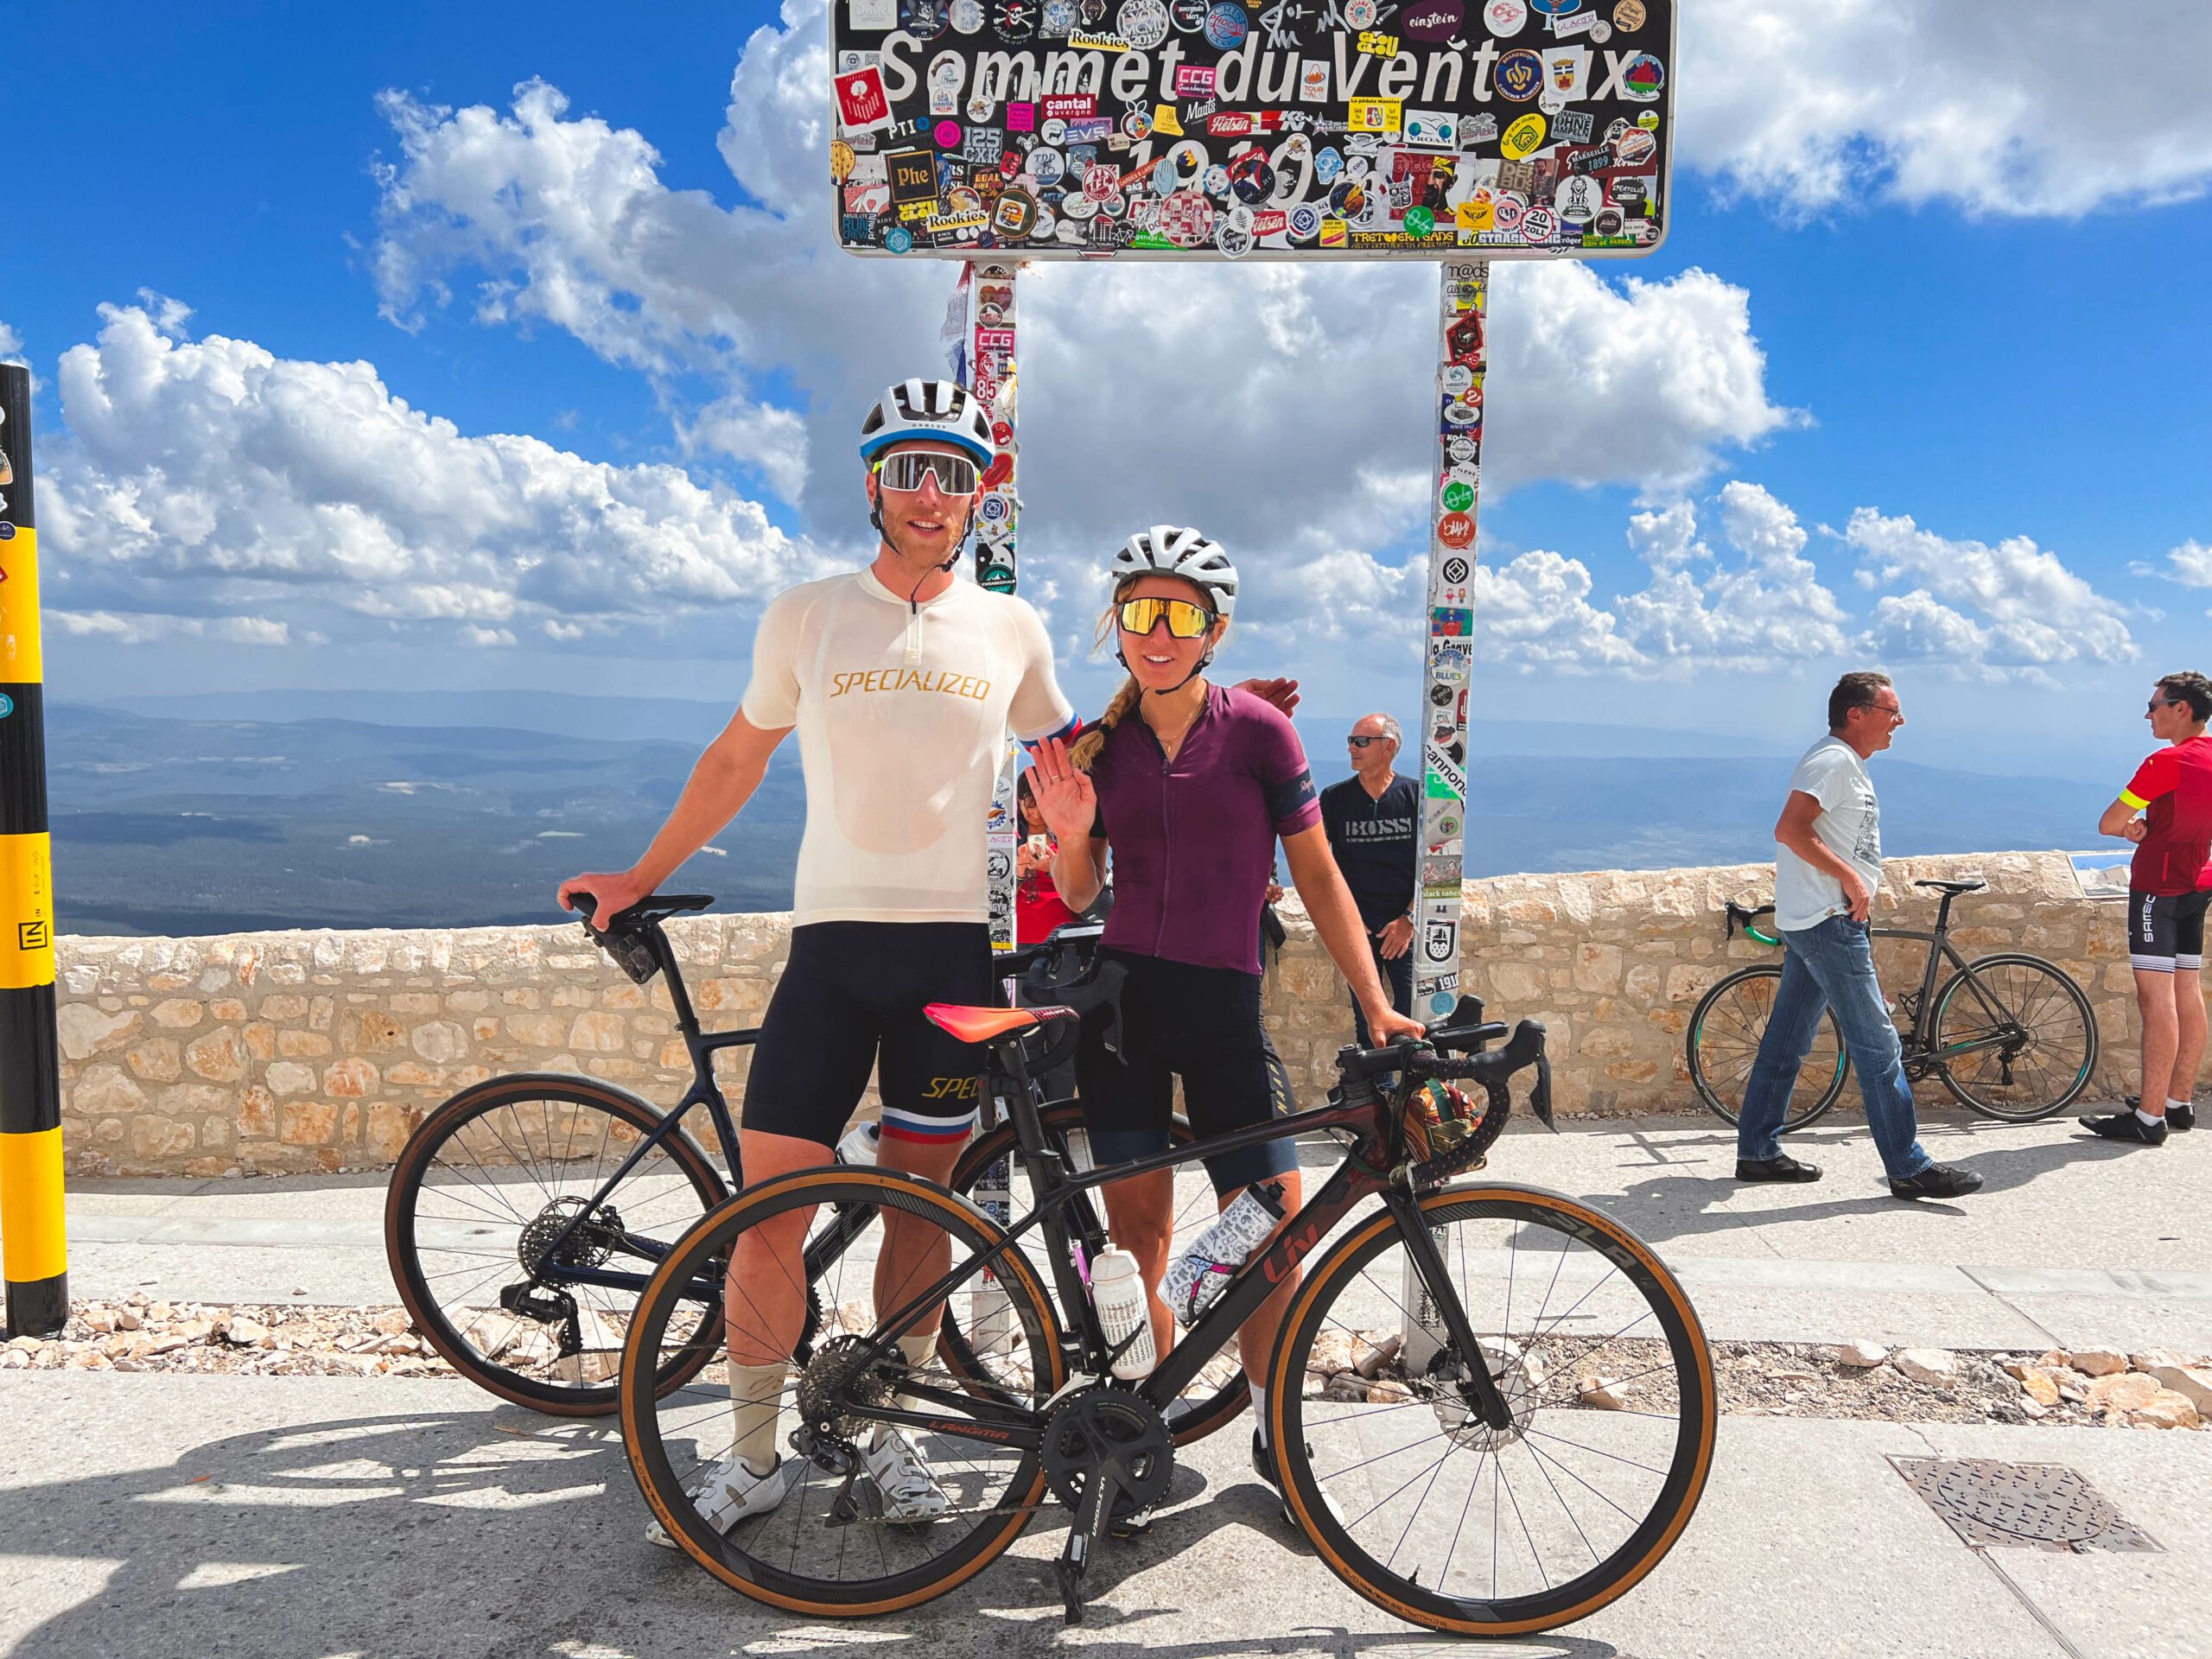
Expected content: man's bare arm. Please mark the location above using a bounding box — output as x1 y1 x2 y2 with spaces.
558 711 791 928
1774 789 1871 921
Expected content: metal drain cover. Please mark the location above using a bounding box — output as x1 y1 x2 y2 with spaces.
1892 1459 2159 1554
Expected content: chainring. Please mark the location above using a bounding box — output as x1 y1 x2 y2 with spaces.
1040 1386 1175 1517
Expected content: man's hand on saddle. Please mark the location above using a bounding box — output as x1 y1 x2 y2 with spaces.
557 872 647 931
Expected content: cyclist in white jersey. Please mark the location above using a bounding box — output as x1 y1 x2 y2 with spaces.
562 378 1079 1535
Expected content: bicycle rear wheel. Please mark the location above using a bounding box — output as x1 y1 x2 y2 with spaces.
1687 965 1847 1131
621 1167 1062 1617
1933 953 2098 1122
1268 1183 1715 1637
947 1103 1249 1446
384 1075 726 1414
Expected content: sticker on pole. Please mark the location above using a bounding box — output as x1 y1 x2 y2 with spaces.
830 1 1675 259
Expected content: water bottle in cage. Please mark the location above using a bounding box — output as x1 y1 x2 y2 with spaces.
1400 1225 1451 1374
1160 1181 1287 1326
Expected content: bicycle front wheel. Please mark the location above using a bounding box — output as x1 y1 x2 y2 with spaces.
1269 1183 1716 1637
1687 965 1847 1131
1933 953 2098 1122
385 1075 726 1414
621 1166 1063 1617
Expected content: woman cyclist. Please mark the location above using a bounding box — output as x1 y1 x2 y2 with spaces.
1027 524 1427 1511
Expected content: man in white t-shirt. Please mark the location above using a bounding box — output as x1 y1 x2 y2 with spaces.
1735 671 1983 1200
561 378 1077 1536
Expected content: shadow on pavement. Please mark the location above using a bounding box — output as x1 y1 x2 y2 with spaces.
1582 1131 2138 1249
0 1398 1639 1659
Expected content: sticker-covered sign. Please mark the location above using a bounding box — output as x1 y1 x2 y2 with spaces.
831 1 1675 259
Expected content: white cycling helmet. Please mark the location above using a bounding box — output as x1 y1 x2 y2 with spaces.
1109 525 1238 620
859 378 995 467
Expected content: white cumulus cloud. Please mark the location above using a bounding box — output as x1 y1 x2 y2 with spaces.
1846 506 2138 674
2168 540 2212 588
1613 483 1851 669
1681 0 2212 218
39 300 821 645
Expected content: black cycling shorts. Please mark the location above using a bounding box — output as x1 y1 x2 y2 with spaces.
743 921 991 1148
1077 948 1298 1196
2129 888 2210 973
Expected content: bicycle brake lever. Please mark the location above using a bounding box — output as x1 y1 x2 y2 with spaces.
1529 1054 1556 1133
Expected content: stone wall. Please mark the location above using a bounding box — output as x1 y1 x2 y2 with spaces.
55 851 2177 1176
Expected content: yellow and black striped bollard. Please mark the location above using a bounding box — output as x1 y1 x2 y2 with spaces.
0 363 65 1338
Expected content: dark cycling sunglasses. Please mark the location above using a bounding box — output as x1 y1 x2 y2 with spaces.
1346 734 1388 747
874 451 980 494
1116 596 1216 639
2149 696 2182 714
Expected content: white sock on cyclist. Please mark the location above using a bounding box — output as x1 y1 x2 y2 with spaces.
1250 1382 1268 1447
2140 1106 2168 1127
2168 1097 2190 1113
728 1362 788 1473
885 1332 938 1435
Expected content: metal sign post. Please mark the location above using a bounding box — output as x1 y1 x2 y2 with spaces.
965 259 1024 960
1414 261 1487 1024
0 364 66 1338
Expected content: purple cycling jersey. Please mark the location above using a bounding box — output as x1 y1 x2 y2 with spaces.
1089 683 1322 976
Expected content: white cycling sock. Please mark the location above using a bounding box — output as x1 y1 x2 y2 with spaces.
1250 1382 1268 1448
2139 1106 2167 1127
728 1362 788 1473
2169 1097 2191 1113
885 1332 938 1433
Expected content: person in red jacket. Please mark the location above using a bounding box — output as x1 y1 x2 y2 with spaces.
2087 671 2212 1144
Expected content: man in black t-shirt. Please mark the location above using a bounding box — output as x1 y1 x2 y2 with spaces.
1320 713 1419 1046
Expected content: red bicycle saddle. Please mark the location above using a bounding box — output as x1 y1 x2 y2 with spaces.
924 1002 1079 1044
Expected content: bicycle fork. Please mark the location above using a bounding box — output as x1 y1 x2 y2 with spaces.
1384 1187 1517 1435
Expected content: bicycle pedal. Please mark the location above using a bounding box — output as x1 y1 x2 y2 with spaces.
1108 1506 1154 1539
1056 1535 1090 1625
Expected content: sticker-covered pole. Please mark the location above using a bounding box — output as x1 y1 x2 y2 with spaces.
0 364 67 1338
1413 261 1489 1027
963 260 1023 959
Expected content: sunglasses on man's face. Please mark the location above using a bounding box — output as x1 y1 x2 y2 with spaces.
874 451 980 494
2149 697 2182 715
1116 596 1217 639
1347 734 1389 748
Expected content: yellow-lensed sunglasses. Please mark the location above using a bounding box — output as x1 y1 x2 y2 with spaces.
1116 596 1217 639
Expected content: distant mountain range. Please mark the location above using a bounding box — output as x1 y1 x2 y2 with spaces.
49 692 2121 936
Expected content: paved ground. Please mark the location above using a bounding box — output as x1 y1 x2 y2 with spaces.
8 1107 2209 1657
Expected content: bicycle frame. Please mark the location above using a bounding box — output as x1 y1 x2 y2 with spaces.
1726 891 2032 1073
848 1033 1522 1452
525 918 754 1298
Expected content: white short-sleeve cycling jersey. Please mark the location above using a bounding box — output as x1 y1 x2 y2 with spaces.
741 568 1075 926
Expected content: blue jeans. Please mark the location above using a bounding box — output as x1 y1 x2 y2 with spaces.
1737 915 1932 1179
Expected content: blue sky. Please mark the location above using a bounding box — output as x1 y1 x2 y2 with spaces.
4 0 2209 779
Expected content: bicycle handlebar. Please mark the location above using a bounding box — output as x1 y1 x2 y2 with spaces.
1335 1016 1555 1131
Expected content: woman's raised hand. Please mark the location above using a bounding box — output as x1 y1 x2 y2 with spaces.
1026 737 1096 846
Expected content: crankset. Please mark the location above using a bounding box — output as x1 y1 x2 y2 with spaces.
1040 1386 1176 1624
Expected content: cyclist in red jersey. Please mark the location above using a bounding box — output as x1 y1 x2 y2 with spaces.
1027 525 1426 1518
2085 671 2212 1144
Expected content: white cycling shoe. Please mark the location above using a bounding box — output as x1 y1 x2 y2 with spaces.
863 1427 953 1522
645 1453 792 1548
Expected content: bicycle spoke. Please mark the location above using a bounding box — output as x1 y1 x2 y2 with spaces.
1283 1192 1710 1625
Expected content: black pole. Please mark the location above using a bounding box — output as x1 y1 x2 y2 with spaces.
0 363 66 1338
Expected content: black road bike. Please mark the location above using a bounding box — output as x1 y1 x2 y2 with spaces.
620 992 1717 1636
1687 877 2099 1130
382 896 1249 1440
